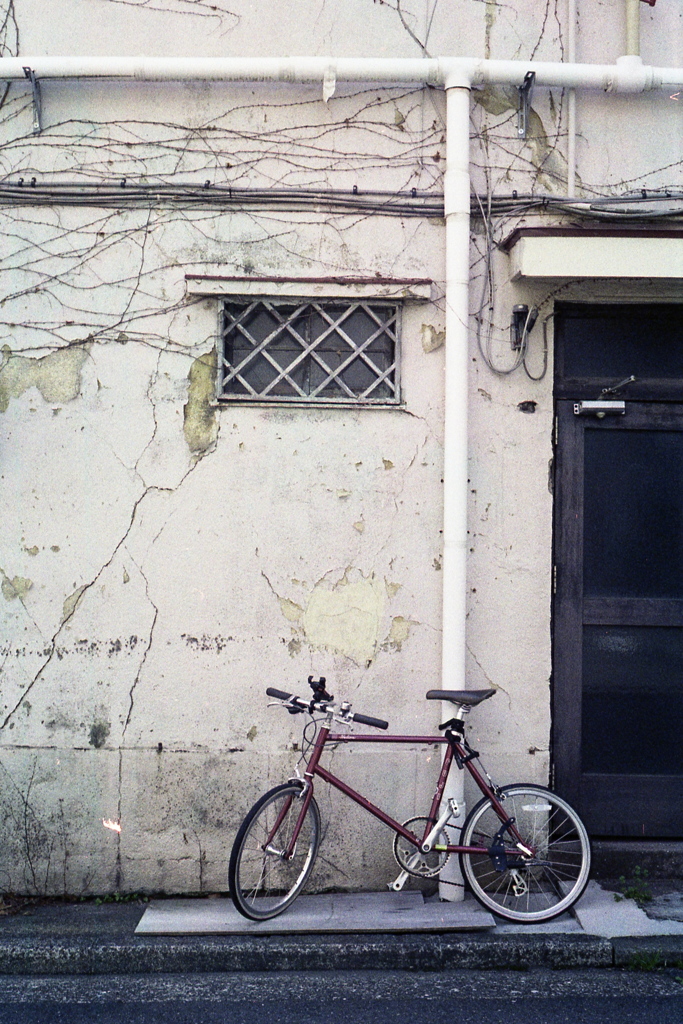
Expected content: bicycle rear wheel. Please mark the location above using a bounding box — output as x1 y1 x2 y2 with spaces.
229 782 321 920
459 784 590 923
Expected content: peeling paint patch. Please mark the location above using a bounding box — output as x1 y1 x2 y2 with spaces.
1 573 32 601
473 87 565 190
381 615 417 653
183 347 218 453
421 324 445 353
62 585 87 625
302 569 385 667
0 344 89 413
474 84 517 119
279 597 303 623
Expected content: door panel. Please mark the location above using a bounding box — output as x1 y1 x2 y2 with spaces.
582 624 683 775
583 428 683 599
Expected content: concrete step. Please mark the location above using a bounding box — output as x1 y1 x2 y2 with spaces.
592 841 683 879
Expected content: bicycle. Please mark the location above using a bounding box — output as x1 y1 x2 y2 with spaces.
228 677 591 923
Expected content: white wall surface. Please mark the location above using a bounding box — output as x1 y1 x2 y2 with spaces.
0 0 681 894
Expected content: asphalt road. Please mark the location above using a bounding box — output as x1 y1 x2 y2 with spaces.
0 969 682 1024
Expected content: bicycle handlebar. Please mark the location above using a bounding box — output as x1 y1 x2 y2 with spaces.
265 687 388 730
348 712 389 730
266 687 294 701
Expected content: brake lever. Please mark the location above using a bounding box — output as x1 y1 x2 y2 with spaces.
267 698 306 715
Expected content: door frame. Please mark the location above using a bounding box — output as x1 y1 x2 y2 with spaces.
552 302 683 838
553 400 683 836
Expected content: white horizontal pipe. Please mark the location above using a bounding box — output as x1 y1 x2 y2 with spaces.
1 55 682 92
0 56 446 83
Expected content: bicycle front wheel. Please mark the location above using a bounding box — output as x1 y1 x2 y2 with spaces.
229 782 321 920
459 784 591 923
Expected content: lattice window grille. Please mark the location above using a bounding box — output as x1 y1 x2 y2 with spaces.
220 299 400 404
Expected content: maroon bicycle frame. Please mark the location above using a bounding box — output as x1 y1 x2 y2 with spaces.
277 720 530 860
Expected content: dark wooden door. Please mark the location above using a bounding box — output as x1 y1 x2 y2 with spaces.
553 304 683 837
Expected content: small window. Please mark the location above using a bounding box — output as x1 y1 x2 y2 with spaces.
219 299 400 404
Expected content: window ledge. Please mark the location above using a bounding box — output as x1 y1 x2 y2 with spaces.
213 399 407 411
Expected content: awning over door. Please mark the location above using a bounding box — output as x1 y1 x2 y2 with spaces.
503 228 683 281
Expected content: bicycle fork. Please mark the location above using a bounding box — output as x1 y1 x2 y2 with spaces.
267 722 330 861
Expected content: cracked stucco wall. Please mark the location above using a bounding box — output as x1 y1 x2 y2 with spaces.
0 0 680 894
0 203 448 895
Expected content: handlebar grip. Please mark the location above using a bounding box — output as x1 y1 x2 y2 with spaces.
351 712 389 730
266 687 293 701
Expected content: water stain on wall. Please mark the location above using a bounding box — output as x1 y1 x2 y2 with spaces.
88 721 110 748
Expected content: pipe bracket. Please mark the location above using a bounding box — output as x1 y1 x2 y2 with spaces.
517 70 535 139
22 66 42 134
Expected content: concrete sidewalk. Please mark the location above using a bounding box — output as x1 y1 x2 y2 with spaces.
0 882 681 975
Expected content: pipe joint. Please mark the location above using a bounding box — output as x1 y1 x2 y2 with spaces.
443 170 471 218
609 54 651 93
443 64 474 91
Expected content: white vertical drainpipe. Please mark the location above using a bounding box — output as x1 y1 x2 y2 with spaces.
567 0 577 196
438 75 472 901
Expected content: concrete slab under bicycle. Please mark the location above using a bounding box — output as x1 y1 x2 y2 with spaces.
135 883 683 937
136 891 496 934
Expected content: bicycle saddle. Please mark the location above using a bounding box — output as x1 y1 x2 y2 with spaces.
426 689 496 706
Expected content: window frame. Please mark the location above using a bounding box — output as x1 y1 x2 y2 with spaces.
217 296 403 407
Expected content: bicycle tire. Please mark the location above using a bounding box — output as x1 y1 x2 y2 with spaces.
459 783 591 923
229 782 321 920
